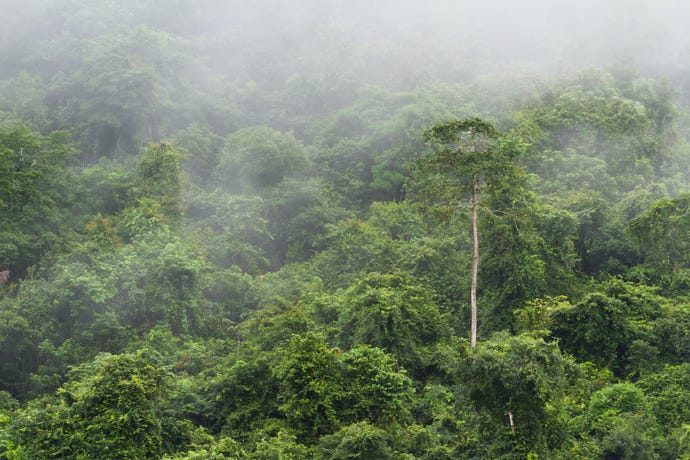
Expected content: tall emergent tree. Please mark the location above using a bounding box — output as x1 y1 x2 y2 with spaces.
413 118 518 347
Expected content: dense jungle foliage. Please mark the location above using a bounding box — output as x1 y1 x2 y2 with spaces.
2 1 690 458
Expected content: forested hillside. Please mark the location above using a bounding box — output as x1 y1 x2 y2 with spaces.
2 1 690 458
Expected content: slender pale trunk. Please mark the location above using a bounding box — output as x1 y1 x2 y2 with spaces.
470 176 479 348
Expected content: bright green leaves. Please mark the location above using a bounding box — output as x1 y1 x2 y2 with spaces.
336 272 447 376
116 142 185 240
208 356 281 440
551 278 674 378
514 296 570 338
315 422 395 460
65 353 165 456
276 333 343 440
133 142 184 224
248 431 308 459
111 233 206 334
0 228 206 400
339 346 415 425
218 333 417 444
461 333 576 457
579 382 662 459
552 292 630 372
10 352 166 459
312 214 427 289
638 365 690 433
0 390 18 457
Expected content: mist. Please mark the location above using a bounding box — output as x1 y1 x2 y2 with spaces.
200 0 690 82
4 1 690 80
5 2 690 457
0 0 688 177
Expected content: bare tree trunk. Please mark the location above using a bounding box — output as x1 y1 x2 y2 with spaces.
471 177 479 348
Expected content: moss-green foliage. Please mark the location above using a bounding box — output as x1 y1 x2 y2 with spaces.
460 333 576 458
9 352 166 459
133 142 184 224
216 126 309 194
335 272 448 377
630 192 690 276
3 2 690 458
274 334 416 445
0 126 75 278
315 422 395 459
579 382 662 459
